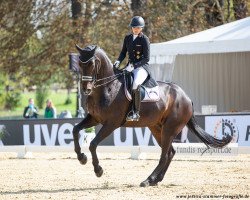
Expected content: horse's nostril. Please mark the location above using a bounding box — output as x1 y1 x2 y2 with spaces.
84 89 92 95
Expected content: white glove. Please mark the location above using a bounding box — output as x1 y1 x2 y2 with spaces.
113 61 120 69
125 63 134 72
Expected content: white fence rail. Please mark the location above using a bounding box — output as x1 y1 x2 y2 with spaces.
0 144 249 159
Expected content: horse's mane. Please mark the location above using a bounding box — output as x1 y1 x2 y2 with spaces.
96 47 113 67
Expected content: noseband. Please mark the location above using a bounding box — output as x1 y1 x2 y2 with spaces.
79 55 99 82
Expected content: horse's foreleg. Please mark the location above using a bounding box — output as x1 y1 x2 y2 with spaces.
89 124 116 177
73 114 98 165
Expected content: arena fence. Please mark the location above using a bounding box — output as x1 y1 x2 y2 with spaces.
0 114 249 158
0 143 249 159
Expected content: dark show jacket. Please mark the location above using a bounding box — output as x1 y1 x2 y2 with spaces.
23 106 38 119
117 32 150 71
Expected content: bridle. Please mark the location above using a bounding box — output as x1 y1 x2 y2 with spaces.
79 55 124 89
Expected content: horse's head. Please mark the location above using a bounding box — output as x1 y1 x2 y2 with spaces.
75 44 101 95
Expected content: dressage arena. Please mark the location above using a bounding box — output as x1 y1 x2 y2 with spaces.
0 149 249 200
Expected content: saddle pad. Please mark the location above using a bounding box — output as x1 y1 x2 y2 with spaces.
124 84 160 102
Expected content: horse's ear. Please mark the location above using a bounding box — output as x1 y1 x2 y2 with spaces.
75 44 83 53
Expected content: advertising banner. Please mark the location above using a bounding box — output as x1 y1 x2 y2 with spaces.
205 115 250 146
2 114 249 146
0 117 204 146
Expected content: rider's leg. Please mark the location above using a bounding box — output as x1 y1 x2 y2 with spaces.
127 67 148 121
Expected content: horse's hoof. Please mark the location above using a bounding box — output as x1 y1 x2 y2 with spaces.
140 180 158 187
78 153 87 165
95 166 103 177
140 180 149 187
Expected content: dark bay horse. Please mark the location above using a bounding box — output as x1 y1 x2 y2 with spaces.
73 45 232 187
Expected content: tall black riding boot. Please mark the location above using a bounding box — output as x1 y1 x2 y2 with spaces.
126 86 141 121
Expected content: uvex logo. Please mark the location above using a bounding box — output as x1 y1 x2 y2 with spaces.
23 123 86 146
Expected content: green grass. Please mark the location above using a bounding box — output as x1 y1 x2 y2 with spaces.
0 90 77 119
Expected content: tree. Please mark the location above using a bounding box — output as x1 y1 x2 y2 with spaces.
204 0 225 26
131 0 150 35
233 0 248 19
0 0 249 112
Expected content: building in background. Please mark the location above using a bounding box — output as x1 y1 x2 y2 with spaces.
149 17 250 113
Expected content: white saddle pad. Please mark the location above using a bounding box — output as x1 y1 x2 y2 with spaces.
124 85 160 102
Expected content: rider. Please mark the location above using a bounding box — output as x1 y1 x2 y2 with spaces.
113 16 150 121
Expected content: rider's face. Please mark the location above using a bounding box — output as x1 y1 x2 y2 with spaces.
132 27 142 35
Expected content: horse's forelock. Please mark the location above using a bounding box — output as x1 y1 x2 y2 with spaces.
78 45 97 63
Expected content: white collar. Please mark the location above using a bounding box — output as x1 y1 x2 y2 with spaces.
133 34 138 41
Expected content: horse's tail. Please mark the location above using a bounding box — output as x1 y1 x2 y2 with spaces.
187 115 232 148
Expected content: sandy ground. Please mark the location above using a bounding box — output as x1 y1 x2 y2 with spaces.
0 152 249 200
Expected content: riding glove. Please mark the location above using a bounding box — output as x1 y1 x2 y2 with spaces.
113 61 120 69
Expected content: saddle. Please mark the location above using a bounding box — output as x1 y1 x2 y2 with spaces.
124 71 160 102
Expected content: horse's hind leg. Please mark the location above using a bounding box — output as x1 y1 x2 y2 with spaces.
89 123 117 177
155 145 175 182
140 122 180 187
149 125 162 146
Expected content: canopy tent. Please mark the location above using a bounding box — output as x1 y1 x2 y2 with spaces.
149 17 250 113
150 16 250 56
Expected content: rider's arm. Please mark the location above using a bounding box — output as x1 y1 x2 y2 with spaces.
23 107 29 118
117 35 128 63
133 35 150 68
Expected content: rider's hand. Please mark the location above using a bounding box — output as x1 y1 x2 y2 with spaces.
113 61 120 69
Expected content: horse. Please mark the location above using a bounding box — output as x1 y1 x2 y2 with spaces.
72 44 232 187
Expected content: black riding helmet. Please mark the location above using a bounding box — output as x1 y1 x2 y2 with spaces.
129 16 145 28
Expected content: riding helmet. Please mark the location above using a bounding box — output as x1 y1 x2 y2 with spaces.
129 16 145 28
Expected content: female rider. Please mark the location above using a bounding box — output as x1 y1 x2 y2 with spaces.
113 16 150 121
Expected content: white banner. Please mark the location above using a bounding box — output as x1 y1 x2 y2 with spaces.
205 115 250 146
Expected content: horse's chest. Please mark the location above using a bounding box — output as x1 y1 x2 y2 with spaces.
87 93 112 118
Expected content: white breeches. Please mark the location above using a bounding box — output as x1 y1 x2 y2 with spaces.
132 66 148 89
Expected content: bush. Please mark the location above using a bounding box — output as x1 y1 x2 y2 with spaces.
64 97 72 105
0 91 5 109
4 90 22 110
0 75 6 109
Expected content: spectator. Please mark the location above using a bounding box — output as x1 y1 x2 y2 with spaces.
44 99 57 118
58 110 72 118
23 98 39 119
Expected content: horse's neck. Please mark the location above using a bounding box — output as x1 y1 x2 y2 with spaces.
97 51 114 78
99 64 114 78
96 62 121 96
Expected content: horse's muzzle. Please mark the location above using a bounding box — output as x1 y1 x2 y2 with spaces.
83 82 93 95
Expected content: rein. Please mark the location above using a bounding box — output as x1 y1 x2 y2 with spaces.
93 72 124 88
79 55 125 88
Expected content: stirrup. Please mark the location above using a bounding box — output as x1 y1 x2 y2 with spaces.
126 111 140 121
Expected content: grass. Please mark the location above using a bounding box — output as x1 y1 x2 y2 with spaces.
0 90 77 119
